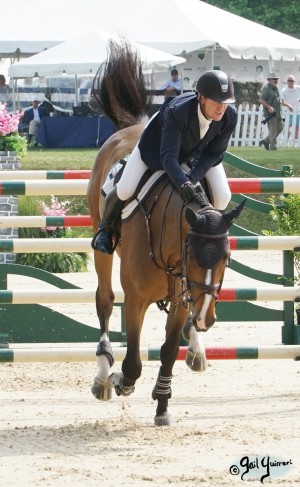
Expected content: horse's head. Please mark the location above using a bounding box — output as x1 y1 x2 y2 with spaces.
183 200 245 331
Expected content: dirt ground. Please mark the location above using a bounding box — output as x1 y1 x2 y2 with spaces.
1 252 300 486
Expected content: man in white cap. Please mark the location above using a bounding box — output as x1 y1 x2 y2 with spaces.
20 98 48 145
280 75 300 145
259 72 284 150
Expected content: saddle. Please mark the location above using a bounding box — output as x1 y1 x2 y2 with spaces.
101 160 196 221
101 159 170 221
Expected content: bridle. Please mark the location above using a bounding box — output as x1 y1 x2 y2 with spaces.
138 185 228 313
179 230 227 309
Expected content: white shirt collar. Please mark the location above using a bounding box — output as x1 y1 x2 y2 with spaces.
197 103 212 139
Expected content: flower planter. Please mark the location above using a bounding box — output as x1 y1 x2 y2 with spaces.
0 150 17 156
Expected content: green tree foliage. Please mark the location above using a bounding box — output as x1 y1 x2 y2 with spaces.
205 0 300 39
263 194 300 283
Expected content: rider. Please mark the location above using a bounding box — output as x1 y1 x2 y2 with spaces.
92 70 237 254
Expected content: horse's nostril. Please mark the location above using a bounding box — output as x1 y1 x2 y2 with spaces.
206 317 215 329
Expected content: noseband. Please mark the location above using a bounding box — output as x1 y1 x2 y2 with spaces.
180 240 225 308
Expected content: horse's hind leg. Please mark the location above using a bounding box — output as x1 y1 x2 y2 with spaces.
109 296 147 397
91 251 115 401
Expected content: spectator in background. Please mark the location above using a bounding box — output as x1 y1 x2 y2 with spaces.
20 98 48 145
160 69 182 97
0 74 12 107
259 72 284 151
280 75 300 145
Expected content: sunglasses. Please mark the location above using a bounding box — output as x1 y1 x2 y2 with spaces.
287 79 295 82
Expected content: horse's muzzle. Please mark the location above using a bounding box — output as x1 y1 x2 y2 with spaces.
193 315 215 332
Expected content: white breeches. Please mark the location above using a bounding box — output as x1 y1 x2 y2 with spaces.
116 144 231 211
204 164 231 210
116 145 148 201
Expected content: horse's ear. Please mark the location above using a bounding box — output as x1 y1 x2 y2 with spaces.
185 207 205 228
222 199 247 228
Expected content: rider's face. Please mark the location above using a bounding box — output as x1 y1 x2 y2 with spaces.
200 96 228 121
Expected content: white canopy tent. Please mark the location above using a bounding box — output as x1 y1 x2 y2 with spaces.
1 0 300 63
8 30 186 110
8 30 186 78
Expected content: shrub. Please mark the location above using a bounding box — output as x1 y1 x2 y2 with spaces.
0 132 27 158
16 196 90 273
263 194 300 283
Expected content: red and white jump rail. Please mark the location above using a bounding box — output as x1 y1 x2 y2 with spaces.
0 216 92 229
0 170 91 180
0 170 298 195
0 286 299 304
1 178 300 196
0 235 300 252
1 345 300 363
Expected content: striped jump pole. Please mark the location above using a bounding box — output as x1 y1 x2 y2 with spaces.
0 238 93 253
1 235 300 253
0 170 91 180
1 345 300 363
0 286 300 304
219 287 300 302
0 216 92 229
0 180 88 196
229 235 300 251
227 178 300 194
1 178 300 196
0 174 300 195
0 288 125 304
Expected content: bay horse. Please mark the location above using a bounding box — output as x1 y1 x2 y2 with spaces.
87 40 244 426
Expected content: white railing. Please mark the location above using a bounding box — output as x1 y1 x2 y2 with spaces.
230 105 300 148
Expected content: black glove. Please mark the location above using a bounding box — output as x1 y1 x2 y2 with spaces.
179 182 199 205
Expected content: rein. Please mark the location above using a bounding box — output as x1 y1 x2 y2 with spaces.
136 178 171 261
137 182 184 314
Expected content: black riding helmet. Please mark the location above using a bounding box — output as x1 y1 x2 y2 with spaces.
196 70 235 104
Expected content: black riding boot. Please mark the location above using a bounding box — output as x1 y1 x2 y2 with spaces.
91 186 124 254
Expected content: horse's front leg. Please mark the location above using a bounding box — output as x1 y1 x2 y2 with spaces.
91 251 116 401
109 297 147 398
182 314 208 372
152 303 188 426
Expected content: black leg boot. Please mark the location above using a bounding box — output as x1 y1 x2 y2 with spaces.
91 186 124 254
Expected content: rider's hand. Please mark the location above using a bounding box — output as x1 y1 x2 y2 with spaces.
179 181 198 205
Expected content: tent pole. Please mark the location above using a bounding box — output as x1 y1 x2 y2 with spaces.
211 44 216 69
179 64 184 93
75 75 79 106
12 78 16 112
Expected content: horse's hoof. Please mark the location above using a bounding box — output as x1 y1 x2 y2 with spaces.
91 378 112 401
154 412 174 427
185 348 208 372
108 372 135 397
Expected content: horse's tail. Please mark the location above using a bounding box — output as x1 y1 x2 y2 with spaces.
90 38 153 130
